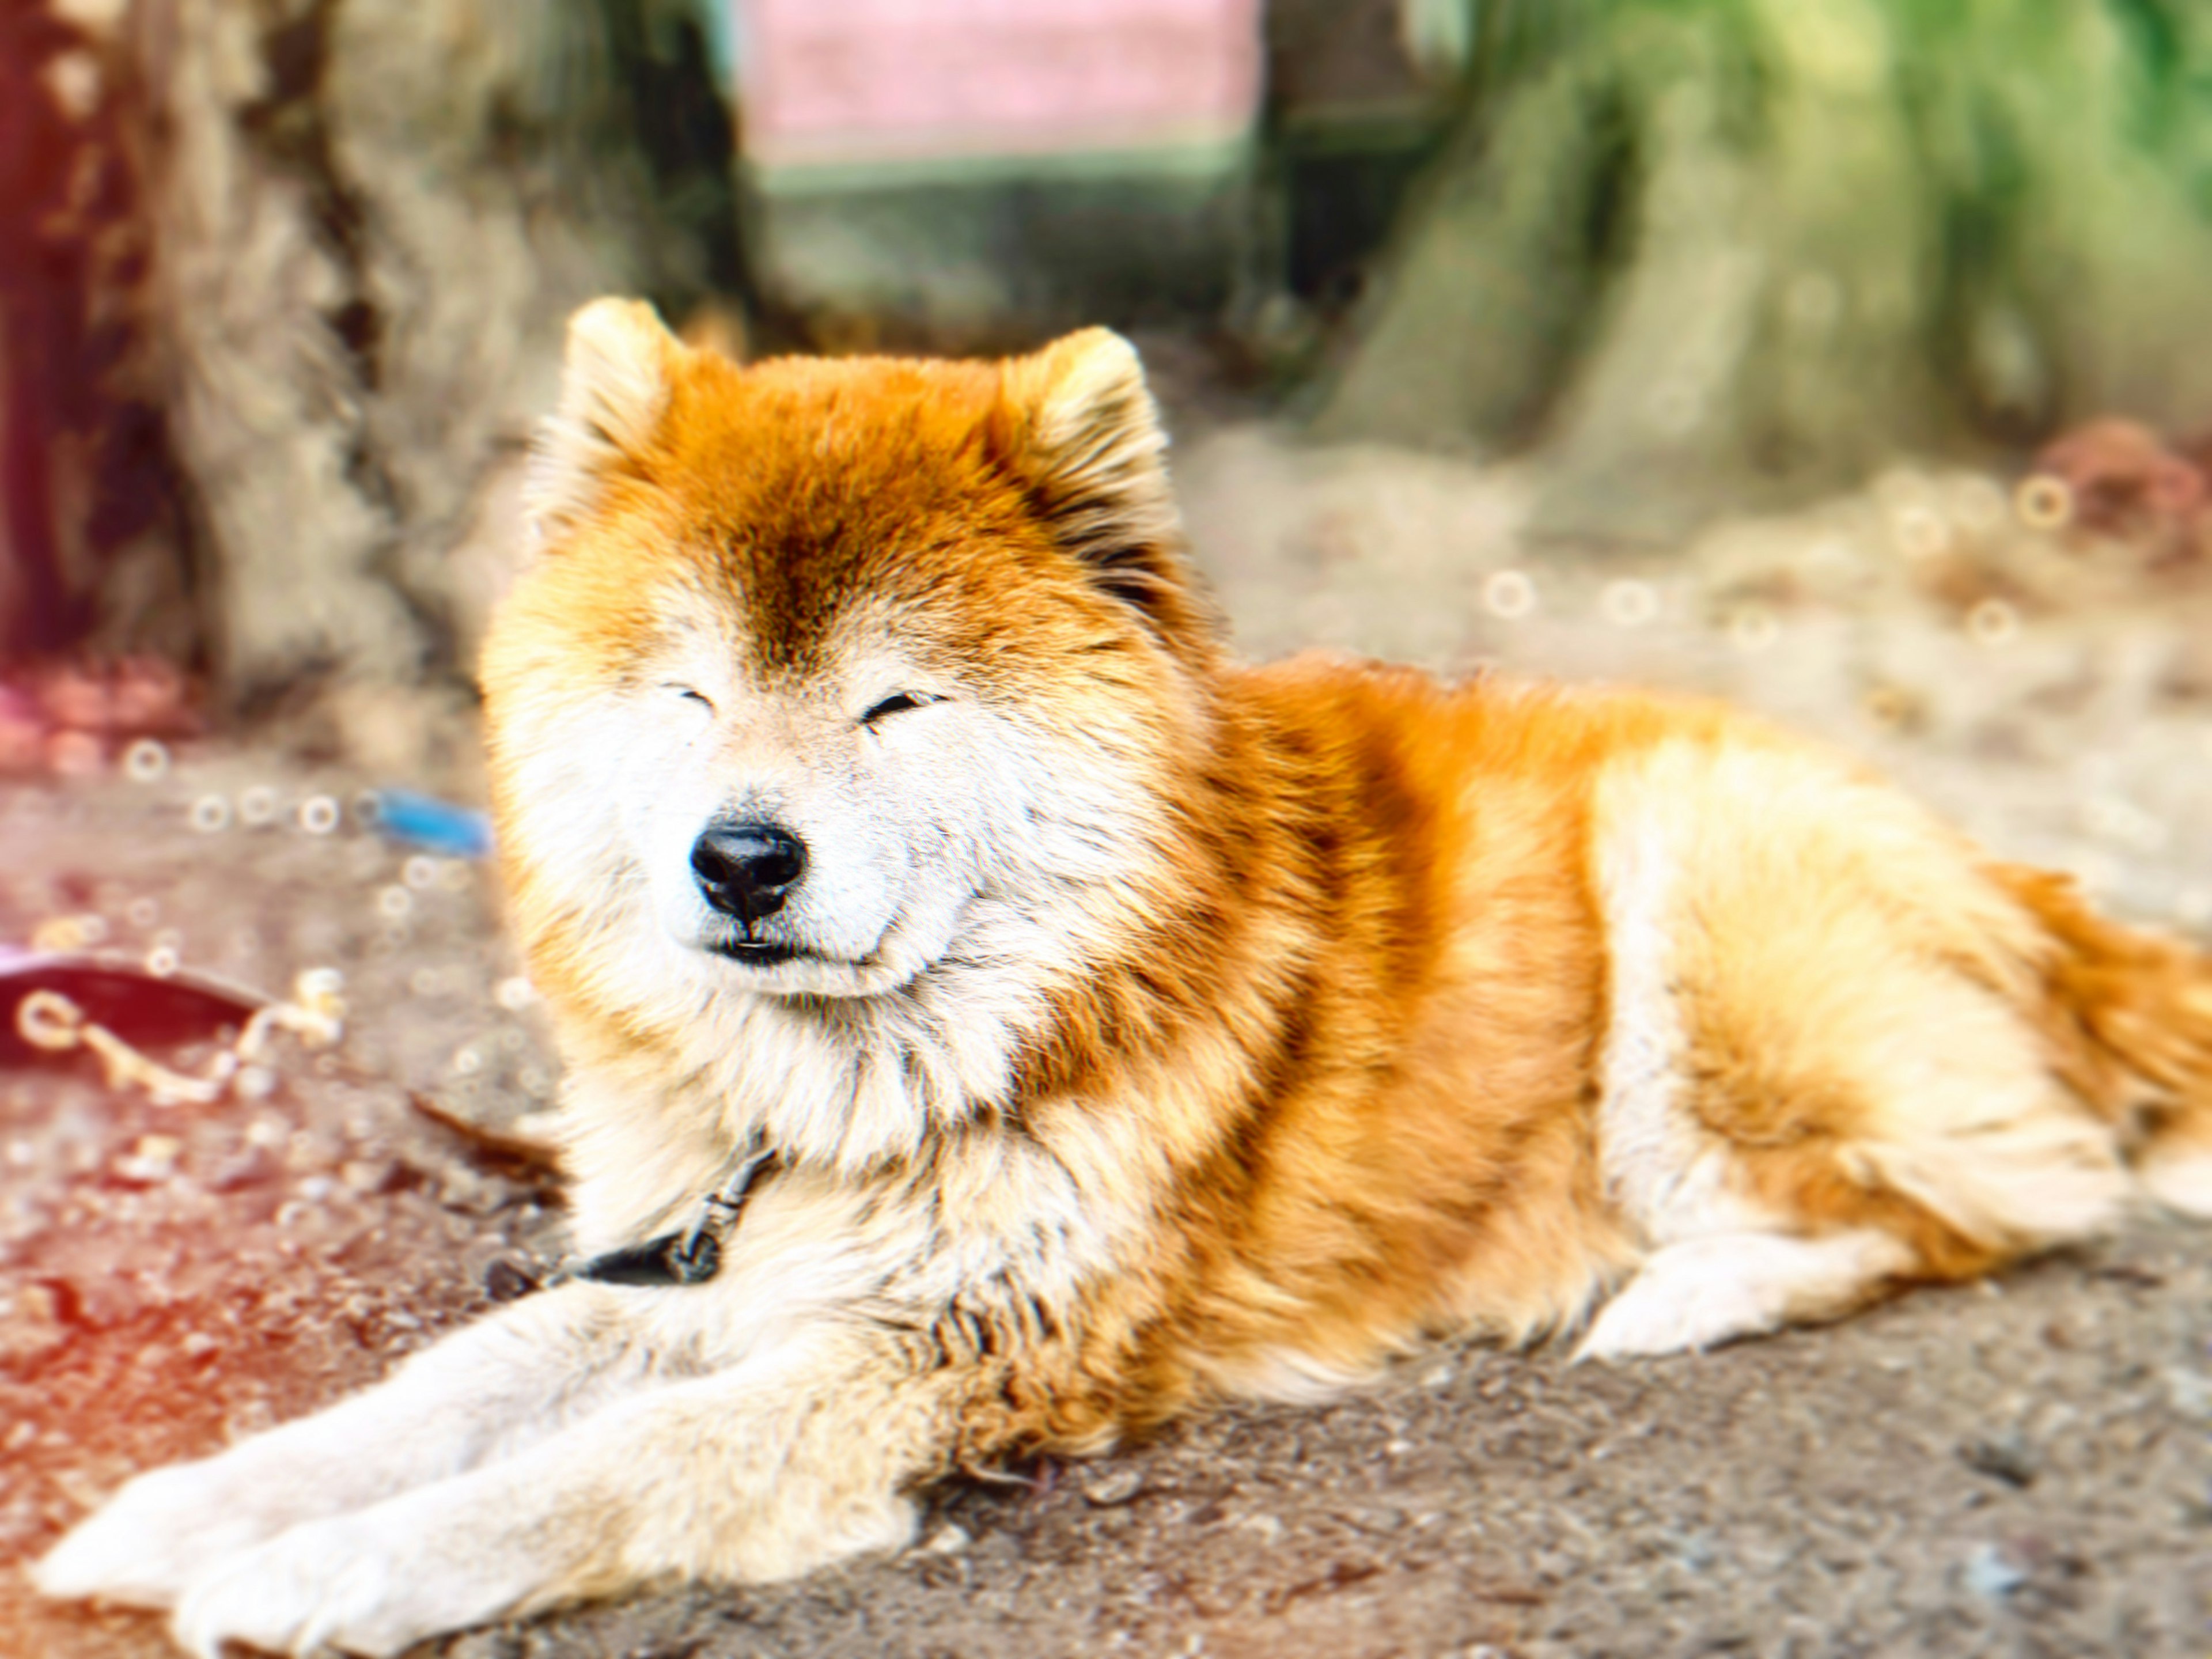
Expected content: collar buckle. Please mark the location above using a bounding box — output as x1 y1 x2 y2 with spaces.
568 1149 778 1289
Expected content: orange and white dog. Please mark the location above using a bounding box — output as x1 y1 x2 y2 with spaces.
39 302 2212 1655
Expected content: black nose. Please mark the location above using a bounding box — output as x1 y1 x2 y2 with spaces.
691 823 806 923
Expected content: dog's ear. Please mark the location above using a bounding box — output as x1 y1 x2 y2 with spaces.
525 298 683 544
994 329 1212 649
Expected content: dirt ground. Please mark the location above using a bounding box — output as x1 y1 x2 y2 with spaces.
5 425 2212 1659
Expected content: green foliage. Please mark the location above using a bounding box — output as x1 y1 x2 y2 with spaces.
1319 0 2212 533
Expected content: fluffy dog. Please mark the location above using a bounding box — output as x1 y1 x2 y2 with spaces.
37 302 2212 1656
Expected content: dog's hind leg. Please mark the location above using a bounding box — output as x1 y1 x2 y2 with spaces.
35 1283 663 1611
168 1323 953 1659
1583 744 2135 1363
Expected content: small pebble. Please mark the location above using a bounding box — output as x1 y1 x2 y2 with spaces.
1963 1541 2028 1600
341 1159 394 1195
483 1260 539 1303
207 1145 277 1191
2165 1366 2212 1418
1958 1433 2038 1488
439 1167 490 1212
111 1135 183 1185
0 1283 68 1362
1082 1466 1146 1507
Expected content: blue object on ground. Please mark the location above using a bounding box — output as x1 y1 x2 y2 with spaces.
370 789 495 858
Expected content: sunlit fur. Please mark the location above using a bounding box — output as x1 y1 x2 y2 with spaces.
36 302 2212 1657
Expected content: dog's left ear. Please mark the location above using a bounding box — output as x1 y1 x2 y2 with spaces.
993 329 1214 651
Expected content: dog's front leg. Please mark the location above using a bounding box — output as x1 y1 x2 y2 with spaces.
168 1321 952 1659
35 1282 666 1610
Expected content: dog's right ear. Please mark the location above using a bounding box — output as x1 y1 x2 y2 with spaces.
992 329 1219 661
524 298 683 544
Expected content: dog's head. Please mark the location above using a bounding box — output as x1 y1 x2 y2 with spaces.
482 301 1220 1016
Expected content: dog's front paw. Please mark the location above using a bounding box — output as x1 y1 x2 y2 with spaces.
173 1519 412 1659
174 1505 542 1659
1575 1267 1770 1361
35 1457 300 1610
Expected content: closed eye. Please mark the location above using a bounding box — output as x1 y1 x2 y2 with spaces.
859 692 937 725
663 682 713 711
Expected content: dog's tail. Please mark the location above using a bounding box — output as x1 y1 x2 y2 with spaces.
1997 863 2212 1218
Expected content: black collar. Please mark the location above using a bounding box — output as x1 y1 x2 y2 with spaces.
571 1150 780 1288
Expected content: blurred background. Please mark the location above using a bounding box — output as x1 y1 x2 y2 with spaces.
8 6 2212 1656
7 0 2212 779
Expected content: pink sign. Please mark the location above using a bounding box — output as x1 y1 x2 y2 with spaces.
738 0 1263 168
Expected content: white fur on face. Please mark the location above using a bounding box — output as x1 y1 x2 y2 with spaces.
616 674 965 1001
495 581 1182 1174
563 619 1003 1002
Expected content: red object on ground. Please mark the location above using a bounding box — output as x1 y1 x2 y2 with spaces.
0 949 266 1068
2033 418 2209 560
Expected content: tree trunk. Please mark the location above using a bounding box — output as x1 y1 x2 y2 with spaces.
1316 0 2212 542
1 0 200 665
6 0 756 768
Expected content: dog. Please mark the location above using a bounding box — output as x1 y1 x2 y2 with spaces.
36 301 2212 1656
